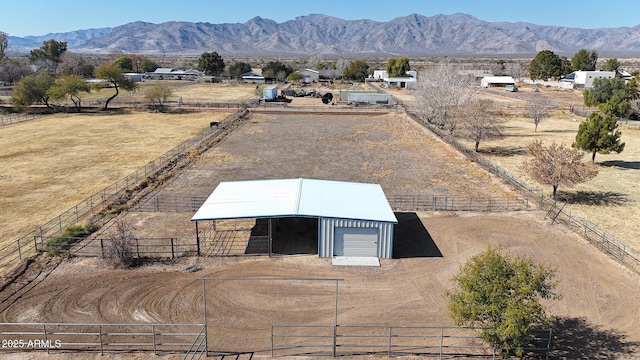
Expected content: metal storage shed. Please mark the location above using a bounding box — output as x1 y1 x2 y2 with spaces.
191 178 397 259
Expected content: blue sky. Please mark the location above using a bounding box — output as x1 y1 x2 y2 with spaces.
3 0 639 37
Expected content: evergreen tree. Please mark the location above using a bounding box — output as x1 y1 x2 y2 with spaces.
197 51 225 76
571 49 598 71
529 50 563 81
573 112 625 163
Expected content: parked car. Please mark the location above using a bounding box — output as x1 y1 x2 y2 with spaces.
504 85 518 92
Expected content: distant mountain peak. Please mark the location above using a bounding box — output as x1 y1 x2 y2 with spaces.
6 13 640 56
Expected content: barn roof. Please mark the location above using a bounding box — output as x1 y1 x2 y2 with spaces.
191 178 397 223
481 76 515 84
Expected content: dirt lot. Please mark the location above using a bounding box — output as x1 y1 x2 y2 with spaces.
2 212 639 359
1 111 640 358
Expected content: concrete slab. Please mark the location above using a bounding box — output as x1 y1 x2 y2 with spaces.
332 256 380 267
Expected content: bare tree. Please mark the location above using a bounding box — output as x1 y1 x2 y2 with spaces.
103 220 137 268
527 99 551 133
505 62 526 82
414 61 477 130
458 99 503 152
144 84 174 112
521 140 598 199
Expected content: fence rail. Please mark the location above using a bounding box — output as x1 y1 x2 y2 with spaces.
0 323 205 355
407 111 640 274
271 324 551 358
0 113 42 126
37 236 199 259
0 108 249 270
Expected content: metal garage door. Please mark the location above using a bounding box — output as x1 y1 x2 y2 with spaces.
334 227 378 257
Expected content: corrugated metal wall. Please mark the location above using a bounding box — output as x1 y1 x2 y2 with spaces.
318 218 394 258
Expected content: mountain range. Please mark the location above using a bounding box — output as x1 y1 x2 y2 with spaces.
7 13 640 56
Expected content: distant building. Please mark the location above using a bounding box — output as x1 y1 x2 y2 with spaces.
382 70 417 89
480 76 516 88
296 69 320 83
242 71 266 84
560 71 615 89
373 70 388 81
147 68 199 80
124 73 143 82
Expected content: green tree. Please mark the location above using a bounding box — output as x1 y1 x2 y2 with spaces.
385 57 410 77
448 247 558 358
47 74 91 112
94 62 137 110
144 84 173 112
343 59 369 81
197 51 225 76
571 49 598 71
573 112 625 163
141 58 160 73
602 58 620 72
599 91 633 118
287 71 303 82
0 31 7 62
228 61 252 78
113 56 133 72
522 140 598 199
583 77 632 107
262 61 292 81
29 39 68 65
529 50 563 81
11 72 55 110
560 56 572 76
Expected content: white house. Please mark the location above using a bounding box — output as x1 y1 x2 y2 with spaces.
560 71 615 89
373 70 388 81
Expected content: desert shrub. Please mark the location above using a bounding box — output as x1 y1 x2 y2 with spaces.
102 220 137 268
42 221 98 255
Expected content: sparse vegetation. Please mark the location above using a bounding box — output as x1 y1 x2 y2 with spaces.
41 221 98 255
102 220 137 267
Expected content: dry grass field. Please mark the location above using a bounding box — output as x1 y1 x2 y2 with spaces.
461 86 640 250
0 111 231 249
170 82 260 100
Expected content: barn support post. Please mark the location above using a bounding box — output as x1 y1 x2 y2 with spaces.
268 218 272 258
195 221 201 256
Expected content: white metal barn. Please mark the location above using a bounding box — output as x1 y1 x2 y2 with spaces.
480 76 516 88
191 178 398 259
